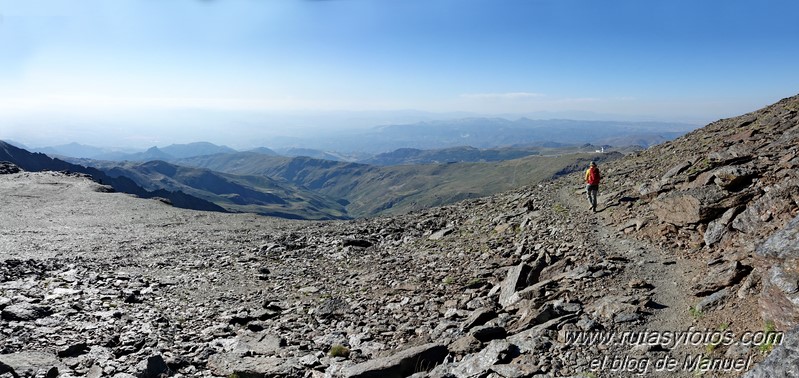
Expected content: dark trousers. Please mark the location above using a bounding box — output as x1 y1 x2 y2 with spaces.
586 184 598 210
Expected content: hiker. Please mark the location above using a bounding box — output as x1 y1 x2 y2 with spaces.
585 161 600 212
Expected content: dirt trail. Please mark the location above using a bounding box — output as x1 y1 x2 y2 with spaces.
557 183 709 376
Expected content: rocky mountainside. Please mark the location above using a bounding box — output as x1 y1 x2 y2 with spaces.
597 95 799 329
0 95 797 378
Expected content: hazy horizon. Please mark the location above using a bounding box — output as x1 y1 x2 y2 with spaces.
2 109 703 151
1 0 797 148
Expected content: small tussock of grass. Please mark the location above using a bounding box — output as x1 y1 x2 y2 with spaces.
705 323 731 354
688 306 703 319
552 203 568 216
758 321 781 354
329 344 351 358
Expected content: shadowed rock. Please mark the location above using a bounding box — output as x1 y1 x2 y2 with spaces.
449 340 518 378
0 162 21 175
692 261 751 296
344 343 448 378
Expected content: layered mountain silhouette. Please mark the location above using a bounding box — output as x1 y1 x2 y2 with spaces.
360 146 541 166
0 141 225 213
299 118 694 153
174 151 622 217
35 141 238 161
91 159 349 220
60 147 621 219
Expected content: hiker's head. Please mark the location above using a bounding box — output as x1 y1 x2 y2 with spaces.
590 161 596 167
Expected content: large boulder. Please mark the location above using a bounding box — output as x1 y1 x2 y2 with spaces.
0 351 64 378
651 186 751 226
449 340 517 378
691 260 751 296
1 303 52 321
207 354 300 378
712 165 756 189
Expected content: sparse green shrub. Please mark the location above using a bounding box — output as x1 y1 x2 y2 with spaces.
329 344 350 358
689 306 703 319
442 276 455 285
759 321 781 354
706 323 730 354
465 278 484 288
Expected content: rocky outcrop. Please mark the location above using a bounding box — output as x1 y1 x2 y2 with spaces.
743 327 799 378
755 214 799 329
1 303 52 321
0 162 21 175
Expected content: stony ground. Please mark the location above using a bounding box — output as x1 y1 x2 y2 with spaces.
1 94 797 378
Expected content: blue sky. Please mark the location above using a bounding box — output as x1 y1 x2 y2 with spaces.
1 0 798 146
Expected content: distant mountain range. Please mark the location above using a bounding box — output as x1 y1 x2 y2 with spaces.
4 116 686 219
58 146 623 219
283 118 694 153
172 151 622 217
361 146 538 166
19 117 695 163
85 159 348 220
0 141 226 213
32 142 239 161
